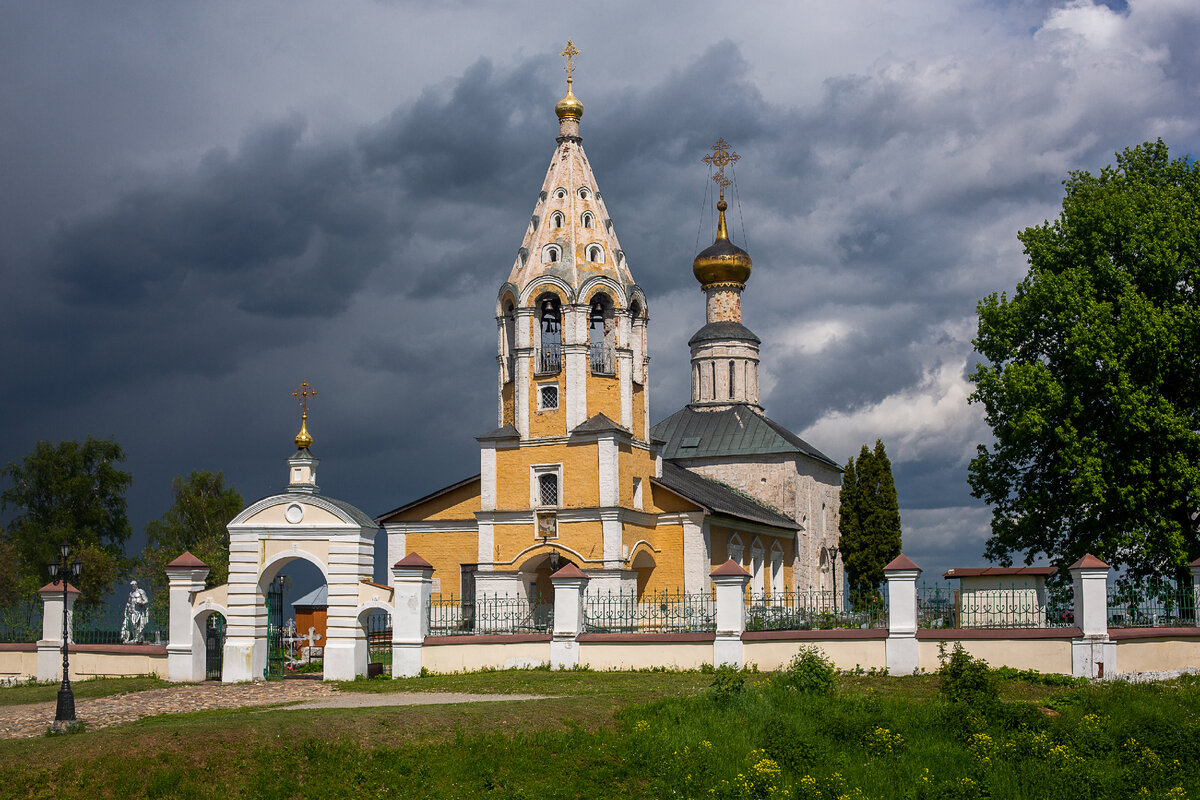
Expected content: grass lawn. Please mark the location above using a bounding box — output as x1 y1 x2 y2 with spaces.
0 676 171 707
0 663 1196 799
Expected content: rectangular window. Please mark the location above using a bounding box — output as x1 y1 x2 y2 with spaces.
538 383 559 411
531 464 562 509
539 473 559 506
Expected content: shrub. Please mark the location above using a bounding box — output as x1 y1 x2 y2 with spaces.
710 664 746 703
776 646 836 695
939 643 998 705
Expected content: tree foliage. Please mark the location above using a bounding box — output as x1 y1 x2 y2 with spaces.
969 140 1200 576
0 437 132 609
136 471 243 621
838 440 902 595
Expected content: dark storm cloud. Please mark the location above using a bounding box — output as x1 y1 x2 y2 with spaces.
52 116 392 318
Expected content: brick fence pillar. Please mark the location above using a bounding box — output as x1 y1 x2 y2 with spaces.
711 559 750 668
391 553 433 678
1070 554 1115 679
550 563 589 669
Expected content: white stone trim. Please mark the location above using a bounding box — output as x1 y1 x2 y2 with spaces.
597 435 619 507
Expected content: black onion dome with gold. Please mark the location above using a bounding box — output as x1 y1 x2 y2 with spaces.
693 200 753 289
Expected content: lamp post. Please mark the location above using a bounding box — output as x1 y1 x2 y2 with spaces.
827 545 840 611
47 540 82 729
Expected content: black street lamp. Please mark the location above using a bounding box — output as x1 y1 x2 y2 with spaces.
827 545 840 610
47 540 82 729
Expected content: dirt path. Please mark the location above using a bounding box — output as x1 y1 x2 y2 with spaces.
0 681 549 739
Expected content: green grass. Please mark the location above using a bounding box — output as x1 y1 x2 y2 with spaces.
0 675 172 707
0 669 1196 799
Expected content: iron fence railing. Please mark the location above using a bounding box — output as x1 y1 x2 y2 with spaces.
364 611 391 660
917 582 1075 629
745 589 888 631
1108 578 1197 628
428 594 553 636
535 345 561 375
582 590 716 633
589 343 615 375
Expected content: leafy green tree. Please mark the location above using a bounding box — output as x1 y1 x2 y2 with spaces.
136 471 243 621
969 140 1200 576
838 440 902 597
0 437 132 609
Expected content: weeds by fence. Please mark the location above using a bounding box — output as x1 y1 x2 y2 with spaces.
0 600 40 643
744 590 887 631
583 590 715 633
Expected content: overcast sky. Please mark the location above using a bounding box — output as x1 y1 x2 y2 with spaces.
2 0 1197 584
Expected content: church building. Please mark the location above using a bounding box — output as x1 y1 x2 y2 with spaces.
378 44 843 602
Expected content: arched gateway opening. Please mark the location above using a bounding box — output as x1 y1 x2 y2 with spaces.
220 446 379 682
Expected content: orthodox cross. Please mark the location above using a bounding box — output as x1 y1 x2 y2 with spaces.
703 138 740 202
561 39 580 80
292 381 317 419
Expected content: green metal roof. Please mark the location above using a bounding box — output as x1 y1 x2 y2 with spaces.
652 404 840 468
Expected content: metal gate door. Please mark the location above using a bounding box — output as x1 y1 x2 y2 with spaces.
265 578 285 680
205 615 225 680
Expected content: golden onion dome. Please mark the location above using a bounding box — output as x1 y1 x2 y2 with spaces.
693 200 752 288
294 414 313 450
555 78 584 121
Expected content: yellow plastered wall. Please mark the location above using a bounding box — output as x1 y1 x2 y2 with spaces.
648 482 700 514
405 528 481 596
495 442 600 509
618 445 657 507
632 382 645 440
388 480 481 522
491 519 603 567
501 382 514 425
528 371 566 437
584 372 621 423
710 524 795 594
629 520 686 594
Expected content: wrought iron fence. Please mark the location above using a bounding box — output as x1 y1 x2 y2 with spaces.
582 590 715 633
917 582 1074 629
428 594 553 636
535 345 561 375
73 605 169 645
1108 577 1197 628
745 589 887 631
589 343 615 375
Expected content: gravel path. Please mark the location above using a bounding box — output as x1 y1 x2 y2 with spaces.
0 681 548 739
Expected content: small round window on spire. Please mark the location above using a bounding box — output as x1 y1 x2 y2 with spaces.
543 244 562 263
581 211 594 229
578 187 590 200
587 245 603 263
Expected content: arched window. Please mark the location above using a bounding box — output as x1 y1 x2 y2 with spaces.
535 293 562 375
554 187 567 200
542 244 561 263
728 534 744 566
503 302 516 384
770 542 784 597
551 212 564 229
750 539 765 596
577 187 590 199
588 293 615 375
587 245 603 263
581 211 594 229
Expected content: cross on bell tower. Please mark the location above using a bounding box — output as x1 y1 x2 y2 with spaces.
288 381 320 493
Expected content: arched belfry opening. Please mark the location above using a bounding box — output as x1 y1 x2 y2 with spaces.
588 293 615 376
536 293 562 376
502 300 516 384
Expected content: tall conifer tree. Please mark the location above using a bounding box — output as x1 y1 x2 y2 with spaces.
838 440 902 597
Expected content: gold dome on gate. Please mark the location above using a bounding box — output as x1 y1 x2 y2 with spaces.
693 200 753 289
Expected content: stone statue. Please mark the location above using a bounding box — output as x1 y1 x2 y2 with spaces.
120 580 150 644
